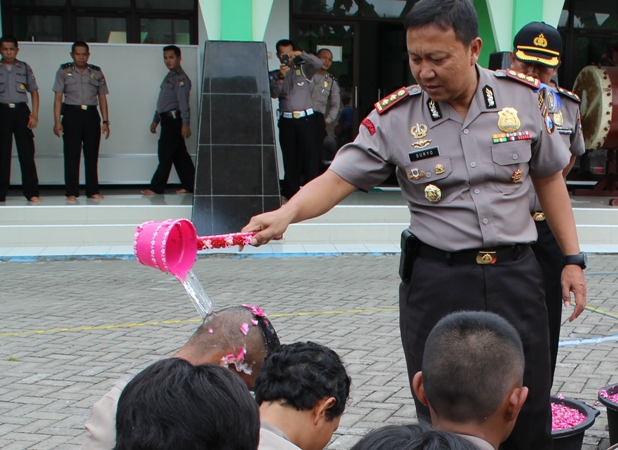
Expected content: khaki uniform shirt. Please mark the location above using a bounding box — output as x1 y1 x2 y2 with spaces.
0 59 38 104
259 422 300 450
153 66 191 127
269 52 323 112
82 379 129 450
53 62 109 106
310 72 341 124
330 66 570 252
459 434 495 450
529 88 585 212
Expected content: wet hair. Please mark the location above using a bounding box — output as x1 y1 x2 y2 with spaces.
254 341 351 421
276 39 295 54
404 0 478 47
163 45 181 57
351 423 479 450
72 41 89 53
114 358 260 450
0 35 18 48
422 311 525 424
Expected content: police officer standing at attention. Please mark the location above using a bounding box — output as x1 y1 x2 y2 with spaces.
0 35 40 203
244 1 586 449
510 22 586 381
310 48 341 170
53 41 109 201
141 45 195 196
270 40 323 201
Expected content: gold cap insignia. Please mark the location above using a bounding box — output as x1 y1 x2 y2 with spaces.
511 169 522 183
435 164 445 174
497 107 521 133
534 33 548 48
410 123 428 139
424 184 441 202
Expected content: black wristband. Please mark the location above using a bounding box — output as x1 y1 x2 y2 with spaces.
102 120 110 125
563 252 587 269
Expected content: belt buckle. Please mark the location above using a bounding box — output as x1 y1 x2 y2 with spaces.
476 251 497 265
533 212 545 222
8 103 15 108
81 105 88 110
171 110 177 119
293 111 302 119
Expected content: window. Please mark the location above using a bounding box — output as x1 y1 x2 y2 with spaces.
1 0 198 44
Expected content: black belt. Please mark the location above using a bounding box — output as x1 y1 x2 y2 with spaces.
0 102 27 109
64 104 97 111
417 241 526 265
160 110 180 119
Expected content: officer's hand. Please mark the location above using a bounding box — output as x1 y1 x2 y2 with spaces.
102 123 110 139
53 123 63 138
27 115 38 129
150 122 158 134
279 65 290 78
561 265 587 322
240 208 293 248
181 126 191 139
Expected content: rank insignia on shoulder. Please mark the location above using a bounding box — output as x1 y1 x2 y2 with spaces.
88 64 101 71
557 86 580 103
498 69 540 89
375 87 410 114
361 117 376 135
61 62 73 69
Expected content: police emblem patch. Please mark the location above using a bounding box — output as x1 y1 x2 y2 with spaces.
497 107 521 133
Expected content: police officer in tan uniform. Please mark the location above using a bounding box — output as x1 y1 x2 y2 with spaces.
510 22 587 382
270 40 323 200
53 41 110 201
243 1 586 449
141 45 195 196
0 35 40 203
310 48 341 168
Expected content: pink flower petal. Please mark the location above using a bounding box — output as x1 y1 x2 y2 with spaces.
237 347 245 361
208 328 213 334
240 323 249 335
251 319 258 326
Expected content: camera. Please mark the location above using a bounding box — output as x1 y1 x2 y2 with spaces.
281 54 290 66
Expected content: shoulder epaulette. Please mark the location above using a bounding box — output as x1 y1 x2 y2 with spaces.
60 62 73 69
375 87 418 114
88 64 101 71
495 69 540 89
326 72 337 82
557 86 580 103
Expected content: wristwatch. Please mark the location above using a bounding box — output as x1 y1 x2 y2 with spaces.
563 252 587 269
102 120 110 125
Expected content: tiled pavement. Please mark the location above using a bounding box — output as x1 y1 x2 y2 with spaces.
0 254 617 449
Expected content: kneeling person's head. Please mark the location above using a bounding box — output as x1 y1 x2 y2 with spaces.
114 358 259 450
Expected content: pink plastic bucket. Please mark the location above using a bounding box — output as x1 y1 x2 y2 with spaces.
133 219 198 280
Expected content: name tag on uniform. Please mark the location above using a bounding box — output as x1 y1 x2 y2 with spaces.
409 147 439 162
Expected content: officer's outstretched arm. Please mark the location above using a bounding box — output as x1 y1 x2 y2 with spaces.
241 170 357 246
533 171 587 321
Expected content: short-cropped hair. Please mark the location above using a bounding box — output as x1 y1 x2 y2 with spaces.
72 41 89 53
253 341 351 421
276 39 295 53
114 358 259 450
0 35 18 47
163 45 181 57
404 0 478 47
350 423 480 450
422 311 525 423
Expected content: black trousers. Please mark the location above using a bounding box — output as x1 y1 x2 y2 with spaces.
62 106 101 197
399 245 552 450
149 114 195 194
0 103 39 201
531 219 564 381
278 114 318 199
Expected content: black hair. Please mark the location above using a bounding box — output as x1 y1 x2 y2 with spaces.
422 311 525 424
0 35 18 48
72 41 89 53
404 0 478 47
351 423 480 450
163 45 181 57
114 358 260 450
253 341 351 421
276 39 295 54
317 48 333 56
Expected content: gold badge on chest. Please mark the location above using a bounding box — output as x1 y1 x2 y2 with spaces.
424 184 441 202
553 110 564 127
497 107 521 133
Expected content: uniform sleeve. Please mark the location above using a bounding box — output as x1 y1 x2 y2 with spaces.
569 105 586 157
97 70 109 96
301 52 323 80
269 72 281 98
152 111 160 124
52 68 65 93
325 80 341 124
24 63 38 92
329 109 396 191
177 76 191 127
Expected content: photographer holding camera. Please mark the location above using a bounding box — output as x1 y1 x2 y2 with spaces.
269 39 322 202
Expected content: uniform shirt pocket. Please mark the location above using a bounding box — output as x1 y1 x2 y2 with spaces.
490 141 531 194
89 77 100 87
403 157 458 204
64 76 78 85
15 74 27 92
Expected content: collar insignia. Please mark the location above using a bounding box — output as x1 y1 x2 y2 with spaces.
427 99 442 121
484 85 496 109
